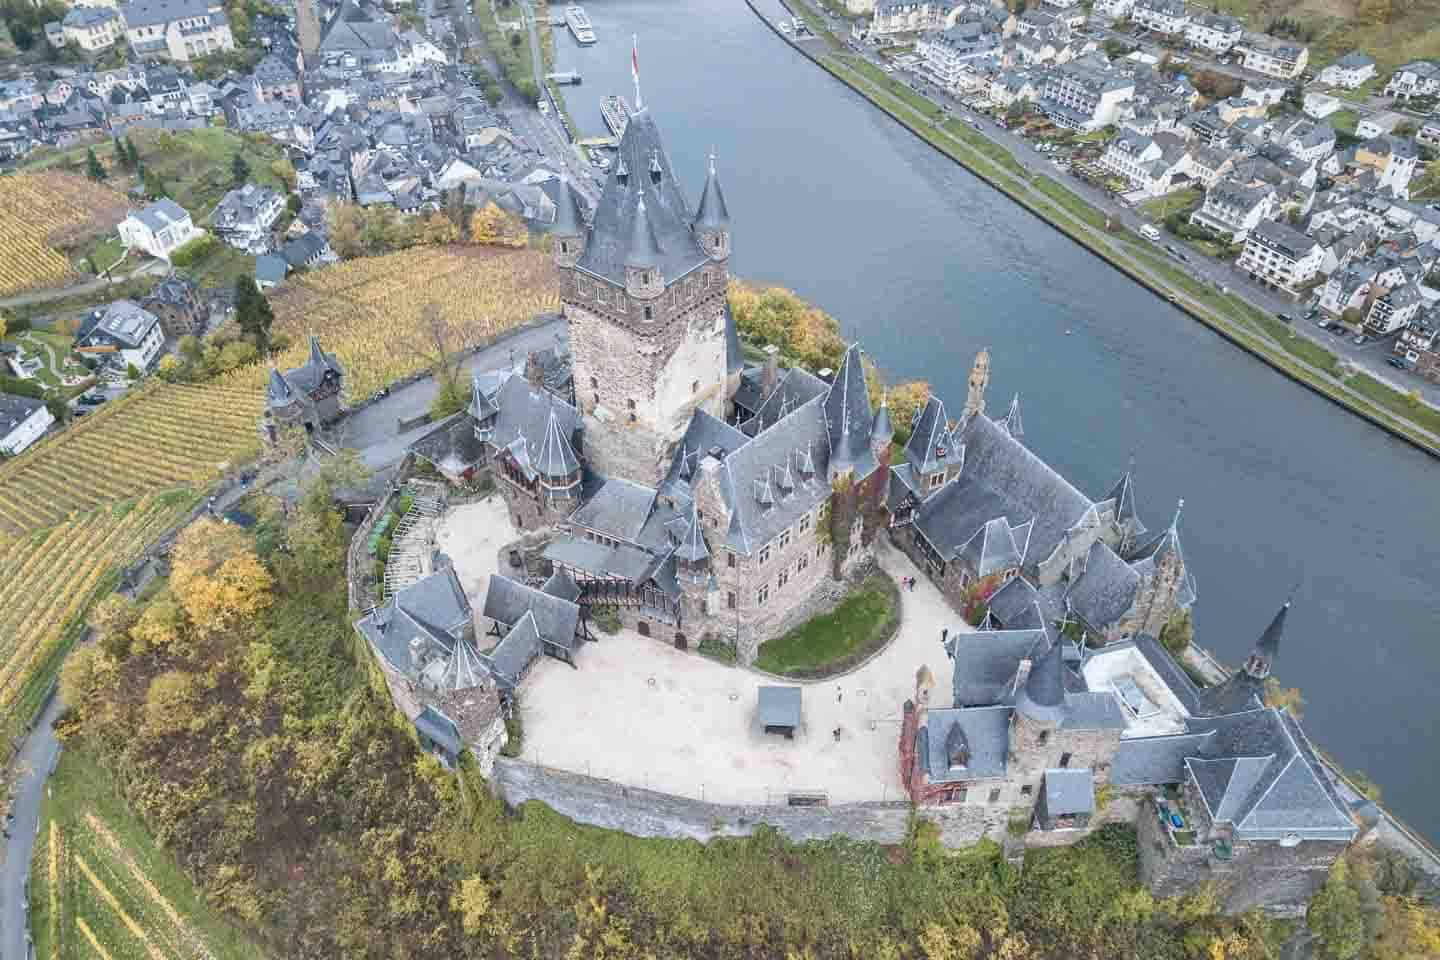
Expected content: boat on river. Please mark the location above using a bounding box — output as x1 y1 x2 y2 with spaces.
600 94 632 139
565 5 595 44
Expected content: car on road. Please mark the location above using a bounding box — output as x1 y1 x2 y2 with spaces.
1275 311 1292 324
1387 357 1410 370
78 393 107 406
1352 334 1369 346
1141 224 1162 242
1326 322 1347 334
1314 315 1329 328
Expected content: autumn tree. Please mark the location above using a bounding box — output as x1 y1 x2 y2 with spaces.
417 211 460 246
1159 607 1193 654
169 518 274 639
1309 858 1366 960
1263 676 1304 720
234 274 274 354
327 202 367 258
469 201 528 248
90 592 141 660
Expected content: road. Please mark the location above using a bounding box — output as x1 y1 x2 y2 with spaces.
512 0 603 204
794 15 1440 410
1 695 62 960
0 259 168 311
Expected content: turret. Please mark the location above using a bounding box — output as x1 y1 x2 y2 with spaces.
870 392 894 462
1242 601 1288 681
1015 639 1065 726
693 150 731 262
964 348 990 419
551 174 585 268
624 195 664 303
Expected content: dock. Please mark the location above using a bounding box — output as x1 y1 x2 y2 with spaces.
577 135 618 148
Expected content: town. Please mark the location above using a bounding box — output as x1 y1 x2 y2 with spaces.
1 0 1439 957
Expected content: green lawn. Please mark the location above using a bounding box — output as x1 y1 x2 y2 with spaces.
72 235 126 275
1329 108 1360 137
1138 188 1203 222
178 243 256 290
754 573 897 676
30 749 263 960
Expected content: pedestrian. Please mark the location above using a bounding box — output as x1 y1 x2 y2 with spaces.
836 686 843 704
832 726 841 743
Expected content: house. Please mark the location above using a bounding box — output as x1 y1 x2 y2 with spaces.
1384 60 1440 101
281 231 332 270
1237 219 1324 297
117 198 203 260
353 557 510 775
1183 14 1242 55
1354 136 1420 200
75 300 165 371
870 0 958 38
1418 121 1440 149
45 21 64 48
1235 33 1308 80
1303 92 1340 120
264 336 344 432
1362 282 1424 336
1132 0 1189 36
1189 178 1276 242
1318 52 1375 90
1354 112 1403 140
255 253 288 289
1395 308 1440 380
0 394 54 456
917 21 1001 93
1092 0 1134 22
119 0 235 62
212 183 285 253
1241 79 1288 108
139 274 206 336
1099 132 1191 196
1037 62 1135 132
252 53 301 103
479 573 588 691
62 6 124 51
1034 767 1094 831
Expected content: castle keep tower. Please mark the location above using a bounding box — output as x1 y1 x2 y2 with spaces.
557 111 736 486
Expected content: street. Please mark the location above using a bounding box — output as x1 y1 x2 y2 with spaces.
1 696 61 960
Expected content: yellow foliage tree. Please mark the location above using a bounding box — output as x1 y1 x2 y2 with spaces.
144 669 202 736
1374 897 1440 959
169 518 273 636
128 592 187 654
469 202 528 248
918 921 982 960
417 211 460 246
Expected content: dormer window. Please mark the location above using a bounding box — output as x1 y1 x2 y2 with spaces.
644 305 653 321
560 240 569 254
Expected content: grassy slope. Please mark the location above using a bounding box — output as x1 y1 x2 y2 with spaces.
1214 0 1440 73
754 573 897 675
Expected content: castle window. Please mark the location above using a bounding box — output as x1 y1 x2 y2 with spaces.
1037 731 1049 747
692 379 699 394
778 569 789 589
1060 752 1072 768
644 270 653 285
988 788 1002 803
797 553 808 572
799 514 810 534
757 583 769 606
627 399 636 410
779 530 790 549
597 286 609 304
929 472 944 490
758 545 770 565
593 392 599 406
590 376 598 389
644 305 653 321
560 240 569 254
1021 784 1033 798
727 591 736 609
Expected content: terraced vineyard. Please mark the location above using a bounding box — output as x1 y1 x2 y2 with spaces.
31 751 261 960
0 492 195 755
0 171 130 297
0 380 263 538
265 246 560 399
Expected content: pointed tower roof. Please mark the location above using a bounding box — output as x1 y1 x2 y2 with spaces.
576 110 707 285
536 408 579 480
1002 392 1024 439
674 501 710 563
266 367 292 406
552 173 584 237
1256 601 1288 660
1104 463 1145 534
694 150 730 229
871 393 894 446
624 194 663 269
437 634 488 690
1016 639 1066 723
822 344 876 475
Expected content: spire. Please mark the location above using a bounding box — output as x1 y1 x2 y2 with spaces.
1017 639 1065 723
1171 497 1184 531
615 153 629 185
1003 392 1023 438
964 348 990 419
823 344 871 473
624 194 662 269
631 34 643 111
870 391 894 447
553 173 584 237
266 366 292 405
694 149 730 229
1244 600 1289 679
308 335 327 368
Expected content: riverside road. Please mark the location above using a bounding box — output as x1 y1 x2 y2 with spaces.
553 0 1440 840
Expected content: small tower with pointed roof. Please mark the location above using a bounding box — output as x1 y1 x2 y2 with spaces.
1195 601 1290 716
624 195 665 303
964 348 990 418
551 174 586 269
693 150 731 262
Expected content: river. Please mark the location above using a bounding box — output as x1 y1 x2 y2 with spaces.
553 0 1440 841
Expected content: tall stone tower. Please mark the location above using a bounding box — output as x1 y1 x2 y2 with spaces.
964 348 990 418
557 110 735 486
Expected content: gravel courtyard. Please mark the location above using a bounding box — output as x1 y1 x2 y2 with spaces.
518 542 971 805
437 497 518 643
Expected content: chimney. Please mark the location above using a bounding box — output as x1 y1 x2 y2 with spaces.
525 352 545 391
761 344 780 399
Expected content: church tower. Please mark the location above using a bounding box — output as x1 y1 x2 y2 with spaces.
559 109 736 486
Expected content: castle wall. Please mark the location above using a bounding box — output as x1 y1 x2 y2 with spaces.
1008 712 1122 801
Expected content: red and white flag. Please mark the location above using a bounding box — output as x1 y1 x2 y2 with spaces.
631 35 640 89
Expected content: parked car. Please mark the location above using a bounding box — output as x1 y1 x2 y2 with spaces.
1387 357 1410 370
1141 224 1162 242
78 393 107 406
1352 334 1368 346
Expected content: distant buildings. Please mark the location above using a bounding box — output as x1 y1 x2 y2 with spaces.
1237 219 1324 298
1383 60 1440 100
0 394 54 456
1182 13 1241 55
119 0 235 62
1235 33 1308 80
1318 52 1375 90
212 184 285 254
61 6 124 52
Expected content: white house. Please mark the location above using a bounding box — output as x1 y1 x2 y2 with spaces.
1355 112 1404 140
1184 14 1242 55
1303 92 1340 120
917 21 1002 93
212 183 285 254
1038 62 1135 132
0 394 54 456
1236 33 1308 80
1318 52 1375 90
1363 282 1425 336
76 300 165 372
1132 0 1189 36
117 198 204 260
1189 178 1277 242
119 0 235 63
1238 219 1324 297
1356 136 1420 200
62 6 123 51
1091 0 1135 21
1100 132 1191 196
1241 79 1288 107
1384 60 1440 100
870 0 957 37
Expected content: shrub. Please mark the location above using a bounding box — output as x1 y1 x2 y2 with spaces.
590 606 621 634
169 234 217 268
501 697 523 757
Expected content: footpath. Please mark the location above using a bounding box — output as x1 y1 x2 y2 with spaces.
750 0 1440 459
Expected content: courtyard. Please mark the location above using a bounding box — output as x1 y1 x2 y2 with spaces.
439 497 972 806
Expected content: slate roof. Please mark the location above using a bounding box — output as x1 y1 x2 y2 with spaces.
742 366 829 435
255 254 287 285
569 477 658 543
575 109 709 286
1044 768 1095 815
320 0 396 52
1065 540 1140 632
486 610 541 688
0 393 46 437
1017 638 1066 722
482 373 581 482
661 409 748 492
543 536 656 582
904 395 962 476
278 336 342 398
482 574 581 654
823 345 879 479
986 576 1044 630
694 154 730 230
947 627 1045 706
77 299 159 350
757 685 801 729
1111 730 1214 785
355 562 478 686
414 705 463 757
955 517 1025 576
922 706 1011 782
119 0 214 28
131 198 191 233
282 232 327 266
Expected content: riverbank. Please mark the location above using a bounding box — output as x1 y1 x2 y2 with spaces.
745 0 1440 460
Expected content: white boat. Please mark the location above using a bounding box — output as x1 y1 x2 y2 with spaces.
564 5 595 45
600 94 632 139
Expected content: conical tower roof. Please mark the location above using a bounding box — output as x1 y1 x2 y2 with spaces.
1016 639 1065 723
624 195 663 269
694 151 730 229
266 367 292 405
1256 600 1288 660
871 394 894 446
553 174 584 237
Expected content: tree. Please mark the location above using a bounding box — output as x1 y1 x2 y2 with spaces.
270 157 297 190
231 149 250 185
126 361 141 380
234 275 273 354
169 518 273 639
408 303 468 417
469 201 528 248
1159 607 1193 654
91 593 141 660
1263 677 1304 719
86 147 106 181
1309 858 1366 960
327 203 366 258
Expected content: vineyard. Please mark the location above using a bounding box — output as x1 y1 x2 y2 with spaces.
0 379 263 538
0 492 196 756
264 246 560 399
31 751 262 960
0 172 130 297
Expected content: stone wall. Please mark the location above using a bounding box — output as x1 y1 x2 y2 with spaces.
490 755 1004 847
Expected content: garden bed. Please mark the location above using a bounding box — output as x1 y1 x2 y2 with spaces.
752 572 900 678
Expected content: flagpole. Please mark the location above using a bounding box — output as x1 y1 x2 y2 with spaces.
632 34 643 111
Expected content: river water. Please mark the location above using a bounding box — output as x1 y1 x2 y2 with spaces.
554 0 1440 840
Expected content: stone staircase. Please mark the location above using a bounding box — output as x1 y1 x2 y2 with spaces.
382 480 447 598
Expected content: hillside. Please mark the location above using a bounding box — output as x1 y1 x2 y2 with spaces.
1217 0 1440 73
